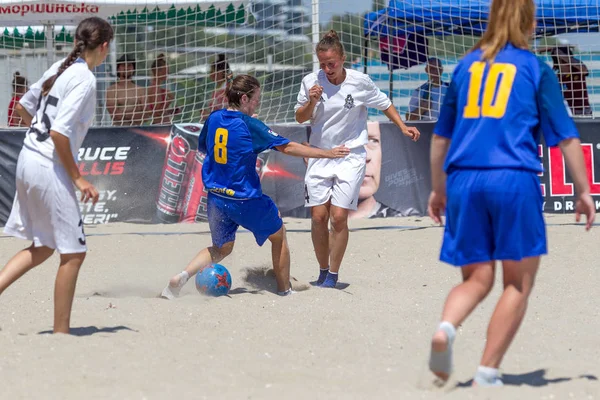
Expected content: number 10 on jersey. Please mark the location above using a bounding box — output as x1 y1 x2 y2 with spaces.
214 128 228 164
464 62 516 119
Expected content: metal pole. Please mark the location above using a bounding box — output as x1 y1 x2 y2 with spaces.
311 0 320 72
363 37 368 74
45 23 55 68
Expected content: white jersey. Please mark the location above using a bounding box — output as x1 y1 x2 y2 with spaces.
295 69 391 149
20 58 97 162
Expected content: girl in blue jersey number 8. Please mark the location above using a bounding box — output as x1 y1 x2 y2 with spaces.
427 0 595 386
161 75 350 299
0 17 113 334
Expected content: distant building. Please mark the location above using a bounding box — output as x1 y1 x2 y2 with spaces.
250 0 310 35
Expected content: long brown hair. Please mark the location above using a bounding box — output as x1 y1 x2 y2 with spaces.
472 0 535 63
42 17 113 96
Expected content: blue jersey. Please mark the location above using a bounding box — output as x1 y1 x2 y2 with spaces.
434 44 579 174
198 110 290 200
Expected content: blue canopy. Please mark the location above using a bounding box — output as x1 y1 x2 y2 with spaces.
365 0 600 37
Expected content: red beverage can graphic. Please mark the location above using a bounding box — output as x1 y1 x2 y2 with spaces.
181 151 209 223
156 124 202 223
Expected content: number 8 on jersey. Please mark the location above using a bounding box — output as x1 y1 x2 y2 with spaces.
215 128 229 164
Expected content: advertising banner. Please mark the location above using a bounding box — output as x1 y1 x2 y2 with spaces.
0 126 171 226
2 121 600 227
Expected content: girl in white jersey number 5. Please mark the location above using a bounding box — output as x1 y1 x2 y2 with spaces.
295 30 421 288
0 17 113 334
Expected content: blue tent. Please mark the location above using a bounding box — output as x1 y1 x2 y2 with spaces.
363 0 600 101
365 0 600 38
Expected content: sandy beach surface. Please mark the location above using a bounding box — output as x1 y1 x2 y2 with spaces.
0 214 599 399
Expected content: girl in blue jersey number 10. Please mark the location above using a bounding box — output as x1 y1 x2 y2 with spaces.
161 75 350 299
427 0 595 387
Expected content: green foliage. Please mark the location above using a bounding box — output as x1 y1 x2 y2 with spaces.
112 3 245 27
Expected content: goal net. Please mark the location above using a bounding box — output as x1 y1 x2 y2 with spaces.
0 0 598 128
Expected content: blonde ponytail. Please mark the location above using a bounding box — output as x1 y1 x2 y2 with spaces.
472 0 535 63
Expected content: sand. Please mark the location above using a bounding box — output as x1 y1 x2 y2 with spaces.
0 214 599 400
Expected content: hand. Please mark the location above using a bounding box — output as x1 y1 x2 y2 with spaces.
575 193 596 231
75 177 99 205
403 126 421 142
308 85 323 104
328 145 351 159
427 190 446 225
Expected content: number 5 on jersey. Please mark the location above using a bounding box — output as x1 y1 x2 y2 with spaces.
464 62 517 119
214 128 228 164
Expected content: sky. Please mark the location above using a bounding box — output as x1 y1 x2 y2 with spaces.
308 0 374 23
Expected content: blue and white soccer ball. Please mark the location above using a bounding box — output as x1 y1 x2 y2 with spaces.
195 264 232 297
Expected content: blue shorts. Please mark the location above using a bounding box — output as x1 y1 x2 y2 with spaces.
207 193 283 248
441 169 547 267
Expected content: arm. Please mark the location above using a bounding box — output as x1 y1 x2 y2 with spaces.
382 105 420 141
560 138 590 196
51 80 99 203
275 142 349 159
50 131 82 183
537 60 595 229
50 131 98 204
427 78 458 224
561 138 595 229
427 134 451 224
537 61 584 187
430 134 451 194
295 99 318 124
363 75 419 141
245 115 348 159
15 103 32 127
295 80 321 124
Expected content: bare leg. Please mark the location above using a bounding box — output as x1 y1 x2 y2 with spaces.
161 242 234 299
479 257 539 369
0 244 54 295
268 225 290 293
310 203 331 270
430 262 496 381
328 205 350 274
54 252 86 334
439 262 496 327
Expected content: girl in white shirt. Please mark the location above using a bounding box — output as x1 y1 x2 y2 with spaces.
295 30 420 288
0 17 113 334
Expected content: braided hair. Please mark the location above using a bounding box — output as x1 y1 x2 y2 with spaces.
42 17 113 96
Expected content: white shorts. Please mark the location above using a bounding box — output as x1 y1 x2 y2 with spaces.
304 147 366 210
4 147 87 254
